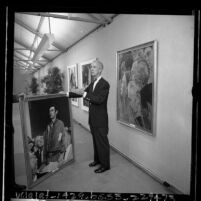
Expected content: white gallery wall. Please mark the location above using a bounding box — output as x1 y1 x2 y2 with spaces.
34 14 194 193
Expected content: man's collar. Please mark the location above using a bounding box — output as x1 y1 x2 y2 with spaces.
94 76 102 82
51 118 57 124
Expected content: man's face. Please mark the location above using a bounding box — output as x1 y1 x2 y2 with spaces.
91 62 101 78
49 106 57 120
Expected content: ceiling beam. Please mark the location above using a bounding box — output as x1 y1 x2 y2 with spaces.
15 39 34 52
14 47 60 52
14 59 47 62
98 14 112 24
15 17 64 51
14 54 25 60
14 48 30 51
14 61 39 72
14 56 28 66
28 16 45 60
15 50 29 59
87 13 102 22
15 61 27 67
14 51 44 69
20 12 105 25
14 39 50 62
14 54 40 69
14 61 27 68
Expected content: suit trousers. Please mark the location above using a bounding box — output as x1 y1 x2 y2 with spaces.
90 126 110 169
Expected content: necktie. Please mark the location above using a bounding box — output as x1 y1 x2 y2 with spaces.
93 78 97 91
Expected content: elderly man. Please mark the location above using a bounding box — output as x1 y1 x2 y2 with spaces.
67 59 110 173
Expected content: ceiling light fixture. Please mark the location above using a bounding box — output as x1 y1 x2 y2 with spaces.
31 33 55 62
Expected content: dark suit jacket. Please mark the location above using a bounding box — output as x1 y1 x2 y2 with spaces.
69 77 110 128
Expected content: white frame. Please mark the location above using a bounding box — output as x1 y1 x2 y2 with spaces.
67 64 79 107
79 58 96 111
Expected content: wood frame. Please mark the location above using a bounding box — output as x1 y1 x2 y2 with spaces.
19 93 75 188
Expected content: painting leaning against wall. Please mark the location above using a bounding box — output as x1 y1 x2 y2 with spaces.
117 41 157 135
19 94 75 188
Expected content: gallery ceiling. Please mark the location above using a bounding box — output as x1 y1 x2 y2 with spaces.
14 12 118 73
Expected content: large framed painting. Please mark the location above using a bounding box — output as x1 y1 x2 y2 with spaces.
80 58 96 111
117 40 157 135
67 64 79 107
19 94 75 188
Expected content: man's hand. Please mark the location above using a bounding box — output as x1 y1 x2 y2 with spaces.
18 93 26 100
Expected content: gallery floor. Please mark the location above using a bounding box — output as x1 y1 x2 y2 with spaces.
13 103 172 194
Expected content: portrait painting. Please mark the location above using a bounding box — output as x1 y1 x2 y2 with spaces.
80 58 96 111
67 64 79 106
19 94 75 188
117 41 157 135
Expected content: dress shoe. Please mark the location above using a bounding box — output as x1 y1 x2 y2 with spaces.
94 167 110 173
89 161 99 167
13 183 26 190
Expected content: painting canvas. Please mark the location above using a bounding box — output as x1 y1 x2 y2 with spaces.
117 41 157 135
80 59 96 111
19 94 75 188
67 64 79 106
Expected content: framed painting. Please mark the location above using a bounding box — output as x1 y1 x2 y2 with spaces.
19 94 75 188
80 58 96 111
117 40 158 135
67 64 79 107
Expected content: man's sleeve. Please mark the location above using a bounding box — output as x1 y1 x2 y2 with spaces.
85 83 110 105
68 92 83 98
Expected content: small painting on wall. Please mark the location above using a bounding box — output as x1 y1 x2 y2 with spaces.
67 64 79 107
80 58 96 111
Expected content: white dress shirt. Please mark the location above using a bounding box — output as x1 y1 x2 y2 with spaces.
93 76 102 91
83 76 101 98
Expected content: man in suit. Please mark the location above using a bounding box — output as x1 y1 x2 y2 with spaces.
67 60 110 173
